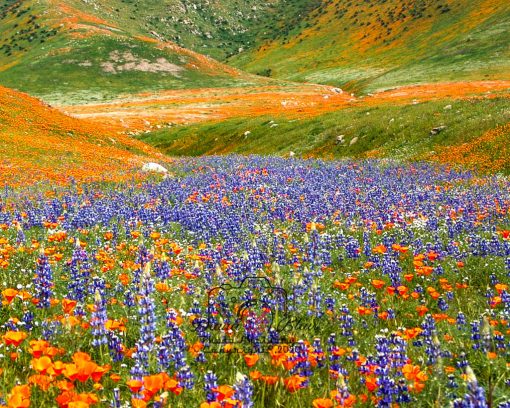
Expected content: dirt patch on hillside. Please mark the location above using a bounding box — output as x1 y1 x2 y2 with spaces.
100 51 183 75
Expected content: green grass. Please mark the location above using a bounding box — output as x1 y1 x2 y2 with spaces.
138 97 510 170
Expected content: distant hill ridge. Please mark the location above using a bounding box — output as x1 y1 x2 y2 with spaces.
1 0 508 102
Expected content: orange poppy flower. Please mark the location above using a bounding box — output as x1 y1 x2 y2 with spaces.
283 375 306 393
200 402 222 408
402 364 420 381
32 356 53 374
28 374 52 391
110 373 121 382
244 354 259 367
222 398 241 408
63 364 80 382
495 283 508 294
189 341 204 357
62 299 77 314
416 305 429 316
409 381 426 393
312 398 334 408
68 401 90 408
334 281 350 291
29 339 49 357
56 380 75 392
127 379 144 393
155 282 170 292
143 373 166 396
2 288 18 303
7 384 31 408
365 376 378 392
75 361 98 383
371 279 385 289
119 273 130 286
131 399 147 408
3 331 28 347
213 385 235 401
91 364 110 383
373 245 387 254
164 378 183 395
357 306 372 315
261 375 279 385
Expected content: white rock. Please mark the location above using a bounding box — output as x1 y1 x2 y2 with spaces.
444 104 452 110
349 137 359 145
142 163 168 174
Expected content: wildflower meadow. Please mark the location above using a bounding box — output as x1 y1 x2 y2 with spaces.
1 156 509 408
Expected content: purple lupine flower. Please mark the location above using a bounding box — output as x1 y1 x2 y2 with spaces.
131 264 157 378
34 251 53 308
108 334 124 362
233 374 254 408
111 388 121 408
290 340 312 382
66 239 90 303
204 371 218 402
91 289 108 347
453 366 488 408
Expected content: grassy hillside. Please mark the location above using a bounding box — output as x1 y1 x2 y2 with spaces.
0 0 269 105
0 85 167 186
229 0 510 92
47 0 282 61
138 96 510 173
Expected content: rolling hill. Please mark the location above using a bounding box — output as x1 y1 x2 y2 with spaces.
0 85 167 186
229 0 510 91
0 0 270 105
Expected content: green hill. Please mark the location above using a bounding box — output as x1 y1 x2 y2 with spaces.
0 0 269 105
229 0 510 92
